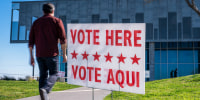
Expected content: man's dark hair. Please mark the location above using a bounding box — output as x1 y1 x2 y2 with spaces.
43 3 55 14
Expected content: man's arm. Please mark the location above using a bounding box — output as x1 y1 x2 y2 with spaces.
61 42 67 63
29 47 35 66
57 19 67 63
28 23 35 66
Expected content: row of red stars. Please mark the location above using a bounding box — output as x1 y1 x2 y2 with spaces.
70 50 141 65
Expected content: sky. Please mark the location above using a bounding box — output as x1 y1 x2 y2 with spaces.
0 0 46 78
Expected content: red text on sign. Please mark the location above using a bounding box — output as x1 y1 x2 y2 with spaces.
107 69 140 88
106 30 142 47
71 65 140 88
70 29 100 45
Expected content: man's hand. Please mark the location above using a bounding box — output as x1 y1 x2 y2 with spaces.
30 56 35 66
63 55 67 63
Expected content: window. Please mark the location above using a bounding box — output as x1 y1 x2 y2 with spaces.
11 3 20 42
168 12 177 39
92 14 100 23
19 26 26 40
109 14 113 23
168 50 177 63
183 17 192 39
32 16 37 24
122 19 130 23
193 28 200 39
159 18 167 40
135 13 144 23
100 19 108 23
26 30 30 40
178 23 182 40
59 16 66 31
146 23 153 40
71 20 79 23
168 42 177 49
155 42 160 49
178 50 194 63
154 29 158 40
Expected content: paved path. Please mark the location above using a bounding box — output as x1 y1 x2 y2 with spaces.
17 87 111 100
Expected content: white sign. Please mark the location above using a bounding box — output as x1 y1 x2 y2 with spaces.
67 24 146 94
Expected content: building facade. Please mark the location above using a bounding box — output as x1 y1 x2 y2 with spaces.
11 0 200 81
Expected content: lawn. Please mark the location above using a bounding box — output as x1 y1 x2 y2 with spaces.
104 74 200 100
0 80 80 100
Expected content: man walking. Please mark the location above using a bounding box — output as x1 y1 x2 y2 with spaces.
28 3 67 100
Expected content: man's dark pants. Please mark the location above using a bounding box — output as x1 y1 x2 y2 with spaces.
37 56 58 93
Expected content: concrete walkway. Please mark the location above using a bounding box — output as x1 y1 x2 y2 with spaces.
17 87 111 100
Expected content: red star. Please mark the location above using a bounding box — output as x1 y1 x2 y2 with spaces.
81 51 89 60
131 54 141 65
71 50 78 59
104 52 113 62
117 53 126 63
93 52 101 61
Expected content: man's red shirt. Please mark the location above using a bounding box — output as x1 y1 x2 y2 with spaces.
29 14 66 57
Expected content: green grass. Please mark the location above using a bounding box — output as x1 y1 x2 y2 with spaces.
104 74 200 100
0 80 80 100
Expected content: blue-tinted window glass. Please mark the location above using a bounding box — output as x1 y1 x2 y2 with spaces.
178 42 193 48
194 42 200 48
155 42 160 49
154 29 158 40
122 19 130 23
92 14 100 23
59 16 66 31
168 64 177 78
135 13 144 23
146 64 149 70
195 64 199 74
193 28 200 39
11 22 18 40
13 10 19 22
194 50 198 63
19 26 26 40
168 12 177 39
11 9 19 41
161 42 167 49
178 50 194 63
101 19 108 23
146 42 149 48
32 17 37 24
178 64 194 76
168 50 177 63
109 14 113 23
155 64 160 80
155 50 160 63
161 50 167 63
146 23 153 40
198 50 200 63
12 3 20 9
183 17 192 39
26 30 30 40
159 18 167 40
146 49 149 63
71 20 79 23
160 64 168 79
178 23 182 40
168 42 177 49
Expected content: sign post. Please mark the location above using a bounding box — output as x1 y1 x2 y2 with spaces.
67 23 146 94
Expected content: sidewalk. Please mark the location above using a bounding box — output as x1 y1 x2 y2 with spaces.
17 87 111 100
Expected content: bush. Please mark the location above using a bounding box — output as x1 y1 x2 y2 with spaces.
18 77 26 81
2 75 16 80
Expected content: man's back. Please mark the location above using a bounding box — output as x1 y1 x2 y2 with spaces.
29 14 66 57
